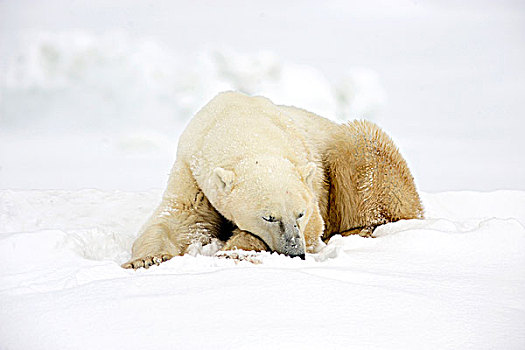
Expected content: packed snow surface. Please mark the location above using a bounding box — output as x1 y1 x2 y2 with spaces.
1 2 524 349
0 189 524 349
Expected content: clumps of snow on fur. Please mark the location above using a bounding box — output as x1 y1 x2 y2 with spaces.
185 237 224 257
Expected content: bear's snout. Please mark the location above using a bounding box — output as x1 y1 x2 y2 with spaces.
280 221 305 259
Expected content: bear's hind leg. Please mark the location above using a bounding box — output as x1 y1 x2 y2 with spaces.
339 226 375 238
322 120 423 242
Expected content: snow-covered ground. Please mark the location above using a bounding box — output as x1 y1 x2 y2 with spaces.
0 189 524 349
1 1 524 349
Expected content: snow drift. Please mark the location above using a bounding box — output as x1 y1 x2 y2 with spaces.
0 189 524 349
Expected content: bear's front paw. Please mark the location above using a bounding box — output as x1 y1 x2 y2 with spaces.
215 250 263 264
121 254 173 270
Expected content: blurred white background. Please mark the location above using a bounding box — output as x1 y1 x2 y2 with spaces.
1 0 524 192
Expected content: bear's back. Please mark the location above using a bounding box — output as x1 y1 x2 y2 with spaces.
178 91 333 170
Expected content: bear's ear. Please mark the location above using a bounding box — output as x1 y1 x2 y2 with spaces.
213 167 235 193
300 162 317 188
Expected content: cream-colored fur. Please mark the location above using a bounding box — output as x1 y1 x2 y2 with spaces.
123 92 423 269
322 120 423 241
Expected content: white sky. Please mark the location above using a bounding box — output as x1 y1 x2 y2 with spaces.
0 0 524 191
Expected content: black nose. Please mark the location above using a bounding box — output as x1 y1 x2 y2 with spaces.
289 253 305 260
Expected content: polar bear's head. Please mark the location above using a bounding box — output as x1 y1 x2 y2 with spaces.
213 157 318 259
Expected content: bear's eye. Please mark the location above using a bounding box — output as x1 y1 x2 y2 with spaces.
297 211 305 219
262 215 277 223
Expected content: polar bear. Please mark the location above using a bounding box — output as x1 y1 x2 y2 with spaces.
123 91 423 269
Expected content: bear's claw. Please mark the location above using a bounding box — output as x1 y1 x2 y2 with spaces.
358 228 374 238
122 254 173 270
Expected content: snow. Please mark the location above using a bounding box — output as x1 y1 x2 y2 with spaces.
1 1 524 349
1 31 376 132
0 189 524 349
